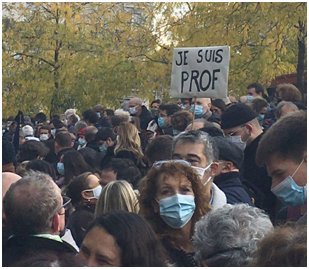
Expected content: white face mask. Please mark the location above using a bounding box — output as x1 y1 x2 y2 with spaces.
192 162 212 178
192 162 212 184
39 134 49 141
51 129 56 138
89 185 102 199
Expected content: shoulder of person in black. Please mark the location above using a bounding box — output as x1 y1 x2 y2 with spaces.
3 234 77 266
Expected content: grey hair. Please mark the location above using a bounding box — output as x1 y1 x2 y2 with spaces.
3 170 61 235
193 204 273 266
275 101 299 119
173 130 218 164
130 96 143 105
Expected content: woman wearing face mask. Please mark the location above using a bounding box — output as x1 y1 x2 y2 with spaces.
66 172 102 248
57 150 93 189
138 160 210 266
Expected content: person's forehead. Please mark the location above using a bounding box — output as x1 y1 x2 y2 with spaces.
174 141 205 156
196 98 211 106
40 128 49 133
151 103 160 108
247 87 256 93
266 153 297 174
159 109 168 116
158 172 192 186
87 174 100 185
129 98 140 106
84 227 120 261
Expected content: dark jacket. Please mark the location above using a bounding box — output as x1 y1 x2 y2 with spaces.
67 206 94 248
114 149 148 176
100 145 116 167
3 234 77 266
214 172 254 206
139 106 153 131
115 150 140 166
43 138 57 163
242 133 277 218
163 241 197 267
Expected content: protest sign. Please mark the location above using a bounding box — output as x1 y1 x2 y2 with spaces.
170 46 230 98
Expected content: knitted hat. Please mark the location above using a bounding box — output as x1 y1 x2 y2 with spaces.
221 103 257 129
21 125 34 137
213 137 244 169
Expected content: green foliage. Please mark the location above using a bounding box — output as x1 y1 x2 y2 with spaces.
2 2 306 118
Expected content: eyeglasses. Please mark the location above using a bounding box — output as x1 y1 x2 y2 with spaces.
58 196 71 215
152 159 191 168
226 125 245 137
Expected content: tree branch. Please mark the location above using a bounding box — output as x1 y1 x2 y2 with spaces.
12 52 55 68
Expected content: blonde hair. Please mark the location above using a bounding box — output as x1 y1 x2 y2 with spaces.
95 180 140 217
114 122 144 159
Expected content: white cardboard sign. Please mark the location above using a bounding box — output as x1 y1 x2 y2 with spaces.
170 46 230 98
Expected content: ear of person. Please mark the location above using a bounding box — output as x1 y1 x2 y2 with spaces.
51 213 61 234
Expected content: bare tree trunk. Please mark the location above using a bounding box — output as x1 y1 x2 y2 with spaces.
50 9 62 118
296 20 306 102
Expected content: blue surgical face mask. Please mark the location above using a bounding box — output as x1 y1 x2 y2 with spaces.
96 112 101 118
57 162 65 176
271 160 306 206
257 114 265 122
246 95 254 102
78 138 86 146
226 135 246 151
99 144 108 153
159 194 196 229
172 129 181 136
158 116 166 129
129 106 137 115
190 105 204 118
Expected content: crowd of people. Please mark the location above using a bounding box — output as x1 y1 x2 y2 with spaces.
2 82 307 266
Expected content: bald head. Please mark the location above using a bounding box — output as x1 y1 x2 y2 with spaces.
129 97 143 106
128 97 143 116
2 172 21 199
85 126 98 143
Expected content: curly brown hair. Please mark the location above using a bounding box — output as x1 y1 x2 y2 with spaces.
138 162 211 249
251 223 307 266
276 83 302 102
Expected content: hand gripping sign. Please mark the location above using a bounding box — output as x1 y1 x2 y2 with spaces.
170 46 230 99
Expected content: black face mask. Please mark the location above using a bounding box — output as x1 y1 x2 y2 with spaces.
59 227 66 238
150 108 159 117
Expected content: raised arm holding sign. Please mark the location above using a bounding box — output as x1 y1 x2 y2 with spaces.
170 46 230 99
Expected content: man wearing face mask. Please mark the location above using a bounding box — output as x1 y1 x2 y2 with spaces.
172 130 227 210
221 103 277 220
128 97 153 131
189 98 212 119
96 127 117 164
157 103 181 136
256 111 307 224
